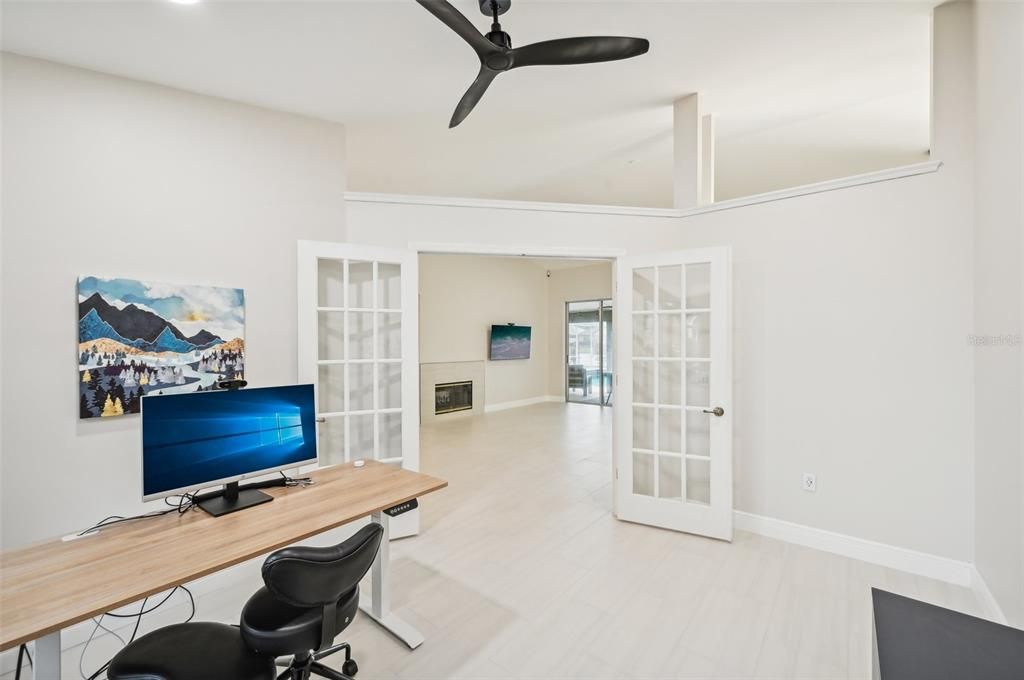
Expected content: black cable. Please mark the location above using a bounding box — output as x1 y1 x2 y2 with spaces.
71 496 200 679
126 596 149 645
102 589 178 618
77 493 197 537
181 585 196 623
85 660 110 680
76 509 177 537
79 581 195 675
14 644 26 680
279 471 313 487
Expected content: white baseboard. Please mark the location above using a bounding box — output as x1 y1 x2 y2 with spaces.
971 567 1009 624
734 510 974 587
484 395 561 413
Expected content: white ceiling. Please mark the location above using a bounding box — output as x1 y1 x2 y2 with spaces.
1 0 934 207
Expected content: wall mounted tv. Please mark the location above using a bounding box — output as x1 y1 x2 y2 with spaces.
489 324 532 361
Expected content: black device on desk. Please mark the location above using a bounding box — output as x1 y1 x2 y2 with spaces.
141 383 318 516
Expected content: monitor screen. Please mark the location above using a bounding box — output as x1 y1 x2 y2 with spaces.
141 384 317 500
489 324 532 360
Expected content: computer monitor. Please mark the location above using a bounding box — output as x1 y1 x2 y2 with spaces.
142 384 318 515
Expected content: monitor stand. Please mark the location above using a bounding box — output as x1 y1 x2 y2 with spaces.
196 481 273 517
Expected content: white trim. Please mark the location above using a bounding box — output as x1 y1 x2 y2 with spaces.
351 194 680 219
734 510 974 587
484 395 552 413
410 241 625 259
347 160 943 220
971 567 1010 624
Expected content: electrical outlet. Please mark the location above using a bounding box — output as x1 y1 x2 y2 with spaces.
802 473 817 492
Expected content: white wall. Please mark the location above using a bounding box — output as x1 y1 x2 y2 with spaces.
419 254 549 408
346 152 974 564
0 54 348 550
344 0 986 568
547 263 614 396
345 6 985 564
971 0 1024 627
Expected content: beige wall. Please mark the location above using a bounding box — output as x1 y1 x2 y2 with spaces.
0 55 348 549
419 254 550 408
419 256 614 409
547 263 614 396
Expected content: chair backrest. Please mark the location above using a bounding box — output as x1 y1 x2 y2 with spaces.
261 523 383 608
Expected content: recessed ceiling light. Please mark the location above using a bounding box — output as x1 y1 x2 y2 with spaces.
168 0 201 5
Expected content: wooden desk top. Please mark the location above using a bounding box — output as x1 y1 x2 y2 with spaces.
0 462 447 650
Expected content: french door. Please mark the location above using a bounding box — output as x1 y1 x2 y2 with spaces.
297 242 420 538
615 247 733 540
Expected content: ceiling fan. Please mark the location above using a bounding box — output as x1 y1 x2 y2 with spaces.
415 0 651 128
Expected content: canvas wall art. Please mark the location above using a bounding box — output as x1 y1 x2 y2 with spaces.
489 324 532 361
78 276 245 419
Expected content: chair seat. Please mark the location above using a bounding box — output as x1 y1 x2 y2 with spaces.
240 584 360 657
107 622 276 680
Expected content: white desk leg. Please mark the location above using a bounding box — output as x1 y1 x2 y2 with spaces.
33 631 61 679
358 512 424 650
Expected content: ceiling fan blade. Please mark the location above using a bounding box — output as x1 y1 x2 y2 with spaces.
415 0 499 57
449 66 499 128
511 36 649 68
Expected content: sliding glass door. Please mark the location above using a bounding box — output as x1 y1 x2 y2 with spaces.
566 299 613 406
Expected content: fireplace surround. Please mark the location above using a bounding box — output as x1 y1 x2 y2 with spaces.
420 361 485 422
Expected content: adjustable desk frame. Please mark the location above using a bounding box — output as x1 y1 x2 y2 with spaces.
359 510 423 649
0 462 447 679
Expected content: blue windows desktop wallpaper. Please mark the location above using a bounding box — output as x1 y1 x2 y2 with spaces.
142 384 317 497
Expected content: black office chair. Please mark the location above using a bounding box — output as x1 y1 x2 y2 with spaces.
241 523 384 680
107 524 383 680
107 621 277 680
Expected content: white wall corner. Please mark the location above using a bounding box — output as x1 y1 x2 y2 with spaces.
971 567 1010 625
734 511 974 587
700 114 716 206
673 93 703 210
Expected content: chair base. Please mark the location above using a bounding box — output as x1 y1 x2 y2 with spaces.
276 642 357 680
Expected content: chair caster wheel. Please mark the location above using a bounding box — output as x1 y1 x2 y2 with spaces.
343 659 358 677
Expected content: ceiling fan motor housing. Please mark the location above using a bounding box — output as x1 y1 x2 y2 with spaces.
486 29 512 50
480 0 512 16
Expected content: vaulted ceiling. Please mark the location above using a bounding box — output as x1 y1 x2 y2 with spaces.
2 1 934 206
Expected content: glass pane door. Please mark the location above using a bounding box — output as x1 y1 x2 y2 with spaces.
298 242 419 538
314 259 404 466
615 248 732 540
566 299 613 406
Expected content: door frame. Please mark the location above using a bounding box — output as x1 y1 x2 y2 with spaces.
564 298 614 407
411 242 624 514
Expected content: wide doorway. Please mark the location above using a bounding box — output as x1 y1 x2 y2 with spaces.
565 299 613 406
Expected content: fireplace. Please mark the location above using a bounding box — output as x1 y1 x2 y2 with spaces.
435 381 473 415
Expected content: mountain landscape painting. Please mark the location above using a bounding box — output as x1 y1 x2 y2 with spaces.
78 276 245 419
